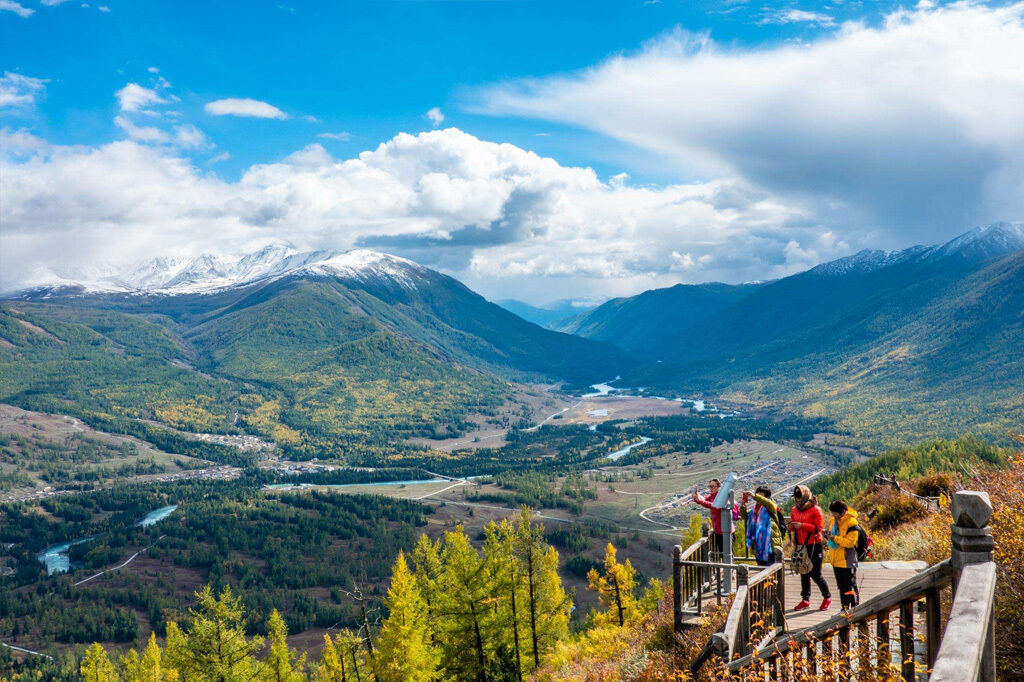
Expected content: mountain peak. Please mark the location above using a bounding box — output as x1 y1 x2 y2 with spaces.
934 221 1024 261
6 246 427 298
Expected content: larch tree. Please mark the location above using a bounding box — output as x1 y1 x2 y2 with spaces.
373 552 438 682
164 585 264 682
436 528 492 681
260 609 307 682
587 543 639 627
121 633 176 682
513 509 570 672
81 642 118 682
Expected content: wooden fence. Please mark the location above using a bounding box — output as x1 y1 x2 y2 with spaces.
680 490 998 681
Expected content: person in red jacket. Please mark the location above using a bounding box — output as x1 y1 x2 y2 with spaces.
691 478 738 561
788 485 832 611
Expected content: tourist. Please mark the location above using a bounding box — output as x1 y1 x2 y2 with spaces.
691 479 739 561
741 486 783 566
789 485 832 611
824 499 861 610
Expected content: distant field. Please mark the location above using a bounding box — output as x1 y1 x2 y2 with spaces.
0 403 208 497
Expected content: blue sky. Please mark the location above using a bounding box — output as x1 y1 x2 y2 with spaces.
2 0 906 179
2 0 1023 302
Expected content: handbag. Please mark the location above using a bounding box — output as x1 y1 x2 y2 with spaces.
791 521 816 575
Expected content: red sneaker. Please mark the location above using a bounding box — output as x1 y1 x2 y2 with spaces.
819 598 832 611
794 600 811 611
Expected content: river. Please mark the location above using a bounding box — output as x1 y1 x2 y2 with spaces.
37 504 179 575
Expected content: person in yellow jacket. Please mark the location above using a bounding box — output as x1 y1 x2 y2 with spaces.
823 499 860 609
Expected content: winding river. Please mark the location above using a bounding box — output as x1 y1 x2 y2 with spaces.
38 504 179 575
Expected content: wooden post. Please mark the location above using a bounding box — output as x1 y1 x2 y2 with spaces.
899 600 915 682
925 586 942 669
773 548 785 630
876 609 890 675
673 544 683 633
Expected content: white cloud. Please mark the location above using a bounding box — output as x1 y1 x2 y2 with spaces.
98 4 109 11
205 98 287 119
0 0 33 18
425 107 445 126
174 124 210 149
759 9 835 27
1 128 834 300
114 115 170 143
115 83 167 113
148 67 160 74
475 3 1024 247
0 72 47 108
317 131 351 141
207 151 232 164
40 0 73 4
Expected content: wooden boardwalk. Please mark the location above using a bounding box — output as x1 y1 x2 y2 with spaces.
778 561 925 633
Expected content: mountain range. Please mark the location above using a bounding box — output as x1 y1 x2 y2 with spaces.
0 246 627 462
564 221 1024 448
2 221 1021 455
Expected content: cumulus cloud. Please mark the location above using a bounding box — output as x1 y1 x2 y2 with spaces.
0 128 834 299
0 0 33 18
0 72 47 109
205 98 288 119
425 107 445 126
114 115 170 143
115 83 167 113
475 2 1024 247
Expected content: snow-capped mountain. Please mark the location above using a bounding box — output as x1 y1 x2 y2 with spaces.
808 221 1024 278
12 244 429 297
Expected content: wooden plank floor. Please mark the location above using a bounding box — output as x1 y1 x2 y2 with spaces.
778 562 923 632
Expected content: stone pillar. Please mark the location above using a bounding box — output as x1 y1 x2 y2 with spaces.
950 490 994 571
949 490 996 682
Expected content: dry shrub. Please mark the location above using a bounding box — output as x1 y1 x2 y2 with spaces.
977 454 1024 680
914 472 955 497
871 493 929 531
871 507 951 564
534 592 726 682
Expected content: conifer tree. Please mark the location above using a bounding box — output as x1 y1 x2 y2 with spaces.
410 533 443 635
587 543 638 626
373 552 438 682
164 585 263 682
260 609 307 682
313 631 363 682
512 509 570 671
436 527 491 681
81 642 118 682
121 633 176 682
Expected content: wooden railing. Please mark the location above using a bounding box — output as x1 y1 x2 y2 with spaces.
873 473 943 511
691 490 997 681
710 550 786 664
672 524 746 628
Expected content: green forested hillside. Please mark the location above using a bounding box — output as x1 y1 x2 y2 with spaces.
555 281 761 354
0 260 627 462
619 228 1024 449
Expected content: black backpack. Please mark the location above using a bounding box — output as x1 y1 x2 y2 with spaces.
774 507 789 540
847 524 873 561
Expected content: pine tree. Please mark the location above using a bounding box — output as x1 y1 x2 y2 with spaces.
260 609 307 682
164 585 263 682
587 543 638 626
373 552 438 682
313 631 364 682
81 642 118 682
410 533 443 636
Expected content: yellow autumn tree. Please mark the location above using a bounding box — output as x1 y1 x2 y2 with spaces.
81 642 118 682
373 551 438 682
259 609 307 682
587 543 639 627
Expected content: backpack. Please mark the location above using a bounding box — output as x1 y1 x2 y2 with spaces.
847 524 874 561
775 507 789 540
